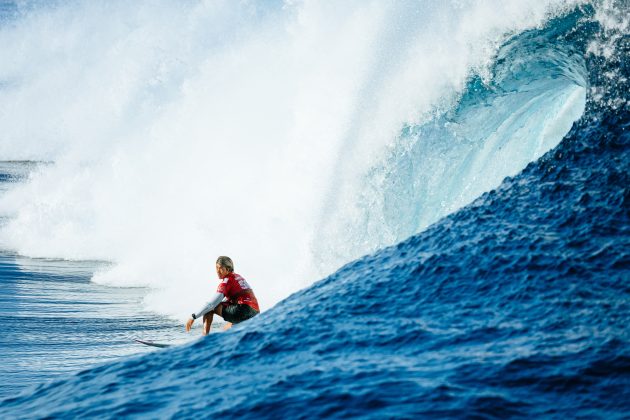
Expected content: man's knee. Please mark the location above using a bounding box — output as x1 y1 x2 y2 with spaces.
203 312 213 322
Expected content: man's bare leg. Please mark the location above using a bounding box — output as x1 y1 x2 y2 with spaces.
203 312 213 336
203 305 226 335
215 306 232 331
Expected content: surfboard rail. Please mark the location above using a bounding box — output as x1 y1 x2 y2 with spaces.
134 338 172 348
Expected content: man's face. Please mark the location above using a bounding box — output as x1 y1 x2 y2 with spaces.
216 263 229 278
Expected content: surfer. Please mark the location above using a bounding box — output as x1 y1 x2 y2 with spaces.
186 256 260 335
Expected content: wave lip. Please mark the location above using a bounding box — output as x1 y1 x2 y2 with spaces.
320 9 589 267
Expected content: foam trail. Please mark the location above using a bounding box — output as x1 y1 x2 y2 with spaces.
0 0 583 317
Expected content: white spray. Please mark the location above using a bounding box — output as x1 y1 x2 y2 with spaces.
0 0 584 317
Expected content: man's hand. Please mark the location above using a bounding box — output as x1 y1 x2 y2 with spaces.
186 318 194 332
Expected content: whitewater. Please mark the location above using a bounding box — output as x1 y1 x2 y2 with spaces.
0 0 628 417
0 0 587 315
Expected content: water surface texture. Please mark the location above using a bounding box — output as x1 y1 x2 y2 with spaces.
0 1 628 418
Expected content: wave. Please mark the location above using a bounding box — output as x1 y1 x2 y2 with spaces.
313 9 588 266
0 0 628 417
0 0 587 318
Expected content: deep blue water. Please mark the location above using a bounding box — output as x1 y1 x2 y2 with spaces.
1 4 629 419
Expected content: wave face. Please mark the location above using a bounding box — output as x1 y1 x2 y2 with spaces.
314 10 587 266
1 2 628 418
0 0 586 317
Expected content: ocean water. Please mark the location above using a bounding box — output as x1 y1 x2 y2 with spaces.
0 0 628 418
0 249 182 399
0 161 217 400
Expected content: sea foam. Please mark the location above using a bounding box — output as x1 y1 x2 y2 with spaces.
0 0 584 317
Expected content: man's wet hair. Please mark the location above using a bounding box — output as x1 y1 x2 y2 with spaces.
216 256 234 272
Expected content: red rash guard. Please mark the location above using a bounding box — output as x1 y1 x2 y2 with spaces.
216 273 260 312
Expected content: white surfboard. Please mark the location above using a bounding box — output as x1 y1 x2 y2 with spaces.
134 338 172 348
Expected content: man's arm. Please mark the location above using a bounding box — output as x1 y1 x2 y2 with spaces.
192 292 225 320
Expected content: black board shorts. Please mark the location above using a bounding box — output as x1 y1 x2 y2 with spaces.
221 303 259 324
